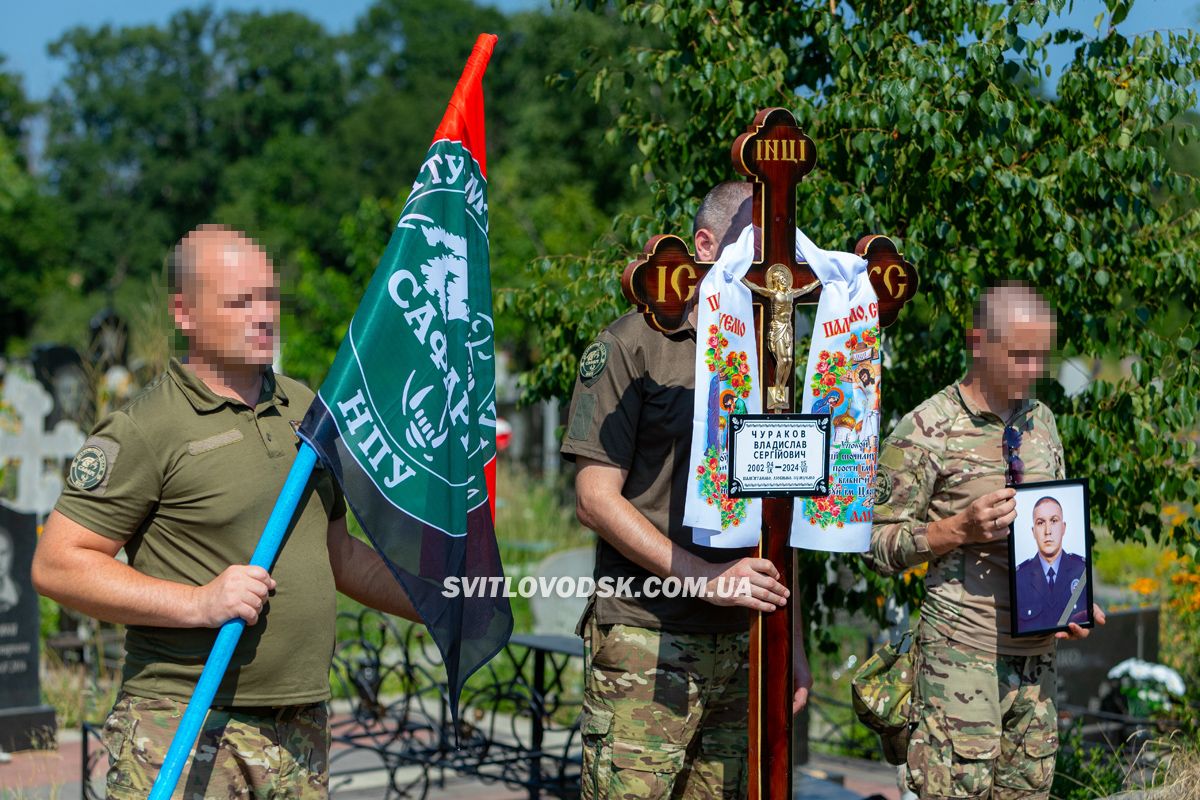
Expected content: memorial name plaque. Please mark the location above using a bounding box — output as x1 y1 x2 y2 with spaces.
728 414 831 498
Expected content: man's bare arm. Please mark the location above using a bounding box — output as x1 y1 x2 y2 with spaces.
32 510 274 628
327 516 420 622
575 457 789 613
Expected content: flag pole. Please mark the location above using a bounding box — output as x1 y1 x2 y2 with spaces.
148 443 318 800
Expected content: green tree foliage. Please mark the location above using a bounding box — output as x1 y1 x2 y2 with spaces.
0 59 70 348
12 2 648 382
44 8 355 289
278 6 654 384
504 0 1200 641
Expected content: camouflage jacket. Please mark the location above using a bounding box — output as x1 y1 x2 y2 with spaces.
869 384 1064 655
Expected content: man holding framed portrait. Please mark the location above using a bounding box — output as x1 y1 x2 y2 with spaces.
869 281 1105 799
1012 482 1093 635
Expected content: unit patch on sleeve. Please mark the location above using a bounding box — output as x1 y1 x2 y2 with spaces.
68 446 108 490
578 341 609 387
67 436 120 494
873 470 893 507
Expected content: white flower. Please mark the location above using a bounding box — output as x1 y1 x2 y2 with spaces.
1108 658 1186 696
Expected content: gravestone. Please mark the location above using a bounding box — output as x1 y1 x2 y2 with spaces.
0 504 56 751
0 368 81 751
1057 606 1160 710
0 368 85 514
528 547 595 636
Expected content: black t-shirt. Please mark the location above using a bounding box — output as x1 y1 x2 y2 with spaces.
561 310 752 632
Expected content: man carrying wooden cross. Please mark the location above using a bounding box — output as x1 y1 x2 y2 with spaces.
563 181 812 800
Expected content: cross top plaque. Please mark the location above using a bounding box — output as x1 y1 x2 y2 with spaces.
622 107 918 342
618 107 919 800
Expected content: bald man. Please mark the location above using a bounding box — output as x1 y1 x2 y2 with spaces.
564 182 811 800
869 281 1104 799
33 225 418 799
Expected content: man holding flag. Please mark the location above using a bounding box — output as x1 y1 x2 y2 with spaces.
34 34 509 799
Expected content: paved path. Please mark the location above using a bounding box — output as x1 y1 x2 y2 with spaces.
0 729 902 799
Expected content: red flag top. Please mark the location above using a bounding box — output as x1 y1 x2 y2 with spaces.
433 32 498 520
433 33 496 179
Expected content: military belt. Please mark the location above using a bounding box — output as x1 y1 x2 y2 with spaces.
211 702 321 723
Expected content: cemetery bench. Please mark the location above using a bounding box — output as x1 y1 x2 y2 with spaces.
82 608 583 799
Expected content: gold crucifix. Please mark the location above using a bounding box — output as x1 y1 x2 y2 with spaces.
742 263 821 410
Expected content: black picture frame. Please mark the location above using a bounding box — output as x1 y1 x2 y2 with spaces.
1008 478 1095 638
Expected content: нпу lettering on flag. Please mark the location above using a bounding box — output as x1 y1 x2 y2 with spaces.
298 33 512 718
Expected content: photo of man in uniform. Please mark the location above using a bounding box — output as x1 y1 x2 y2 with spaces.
1014 494 1088 633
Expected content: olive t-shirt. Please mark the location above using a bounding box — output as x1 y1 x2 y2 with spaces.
55 358 346 705
561 310 753 633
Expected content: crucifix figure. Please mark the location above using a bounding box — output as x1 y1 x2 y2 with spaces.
743 264 821 410
621 107 919 800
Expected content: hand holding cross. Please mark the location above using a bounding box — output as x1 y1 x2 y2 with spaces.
619 107 919 800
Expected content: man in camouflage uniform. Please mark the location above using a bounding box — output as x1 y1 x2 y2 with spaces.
870 282 1104 799
33 225 420 799
562 182 812 799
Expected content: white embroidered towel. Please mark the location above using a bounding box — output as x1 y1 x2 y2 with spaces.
789 229 880 553
686 224 762 548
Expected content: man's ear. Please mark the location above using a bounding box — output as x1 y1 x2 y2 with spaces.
171 293 193 334
694 228 719 262
966 327 984 361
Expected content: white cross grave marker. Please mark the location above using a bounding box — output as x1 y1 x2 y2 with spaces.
0 370 85 515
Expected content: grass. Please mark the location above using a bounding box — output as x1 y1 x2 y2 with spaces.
39 648 121 731
1092 530 1168 598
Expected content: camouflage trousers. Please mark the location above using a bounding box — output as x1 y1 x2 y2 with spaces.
101 693 330 799
580 615 750 800
906 634 1058 800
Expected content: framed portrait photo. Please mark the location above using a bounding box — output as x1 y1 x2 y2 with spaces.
1008 479 1095 637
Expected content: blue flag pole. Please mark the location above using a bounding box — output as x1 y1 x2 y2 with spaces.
148 443 318 800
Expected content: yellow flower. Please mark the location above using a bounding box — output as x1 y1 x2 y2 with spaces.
1130 577 1159 596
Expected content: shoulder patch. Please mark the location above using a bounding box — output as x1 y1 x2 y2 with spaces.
578 341 609 387
68 445 108 490
874 470 893 507
67 436 121 494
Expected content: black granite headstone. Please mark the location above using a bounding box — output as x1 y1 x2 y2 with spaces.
0 504 57 751
1056 606 1160 710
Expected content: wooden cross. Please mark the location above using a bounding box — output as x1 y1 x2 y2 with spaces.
621 107 918 800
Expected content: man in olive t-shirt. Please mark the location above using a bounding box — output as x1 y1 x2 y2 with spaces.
33 225 419 799
563 182 811 800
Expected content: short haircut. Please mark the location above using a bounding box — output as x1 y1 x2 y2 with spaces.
971 281 1054 340
168 223 250 295
1032 495 1063 517
693 181 753 241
